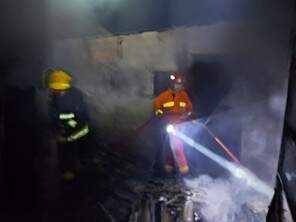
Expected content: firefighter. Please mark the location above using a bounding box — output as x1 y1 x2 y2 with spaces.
46 69 91 181
154 72 193 175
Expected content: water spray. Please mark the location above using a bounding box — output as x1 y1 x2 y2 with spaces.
194 121 240 163
167 125 274 198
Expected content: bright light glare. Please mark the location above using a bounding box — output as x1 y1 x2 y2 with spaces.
166 124 175 134
172 129 274 198
170 75 176 80
233 166 249 179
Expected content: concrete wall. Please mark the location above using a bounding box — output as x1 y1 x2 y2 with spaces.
48 28 182 138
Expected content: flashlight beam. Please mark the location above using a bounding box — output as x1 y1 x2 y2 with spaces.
170 129 274 198
193 121 240 163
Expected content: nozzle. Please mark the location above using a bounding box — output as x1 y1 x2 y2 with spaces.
166 125 175 134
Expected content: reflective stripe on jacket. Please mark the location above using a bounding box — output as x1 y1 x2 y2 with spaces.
49 87 90 142
153 89 193 115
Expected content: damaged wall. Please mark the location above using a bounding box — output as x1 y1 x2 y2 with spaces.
48 29 181 141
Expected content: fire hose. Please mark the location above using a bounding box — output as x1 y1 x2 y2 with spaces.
119 114 240 164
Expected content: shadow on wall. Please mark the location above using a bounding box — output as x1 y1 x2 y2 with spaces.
153 71 172 96
184 55 243 177
187 54 232 118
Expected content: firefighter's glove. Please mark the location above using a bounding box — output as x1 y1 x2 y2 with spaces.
187 111 197 119
155 109 164 116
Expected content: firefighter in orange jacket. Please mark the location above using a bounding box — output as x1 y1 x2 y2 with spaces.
153 72 193 175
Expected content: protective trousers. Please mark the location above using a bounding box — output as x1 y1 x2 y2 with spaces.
164 117 189 175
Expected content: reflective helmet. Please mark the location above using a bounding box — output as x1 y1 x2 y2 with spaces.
170 72 185 84
48 69 72 90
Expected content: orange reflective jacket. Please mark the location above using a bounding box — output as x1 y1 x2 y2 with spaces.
154 89 193 115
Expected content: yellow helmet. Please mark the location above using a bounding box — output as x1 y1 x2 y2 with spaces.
48 70 72 90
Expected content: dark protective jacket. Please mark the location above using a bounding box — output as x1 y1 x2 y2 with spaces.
49 87 90 142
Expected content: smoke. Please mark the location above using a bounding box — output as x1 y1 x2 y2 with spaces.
182 6 292 184
46 28 179 140
185 175 269 222
45 0 293 186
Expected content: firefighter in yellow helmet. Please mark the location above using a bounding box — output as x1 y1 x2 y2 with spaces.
48 69 72 91
46 69 91 181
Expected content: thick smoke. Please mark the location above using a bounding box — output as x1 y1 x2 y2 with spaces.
46 28 180 144
185 175 269 222
45 0 293 219
46 0 293 178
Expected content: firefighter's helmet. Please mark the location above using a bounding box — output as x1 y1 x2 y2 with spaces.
48 69 72 90
170 72 185 84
